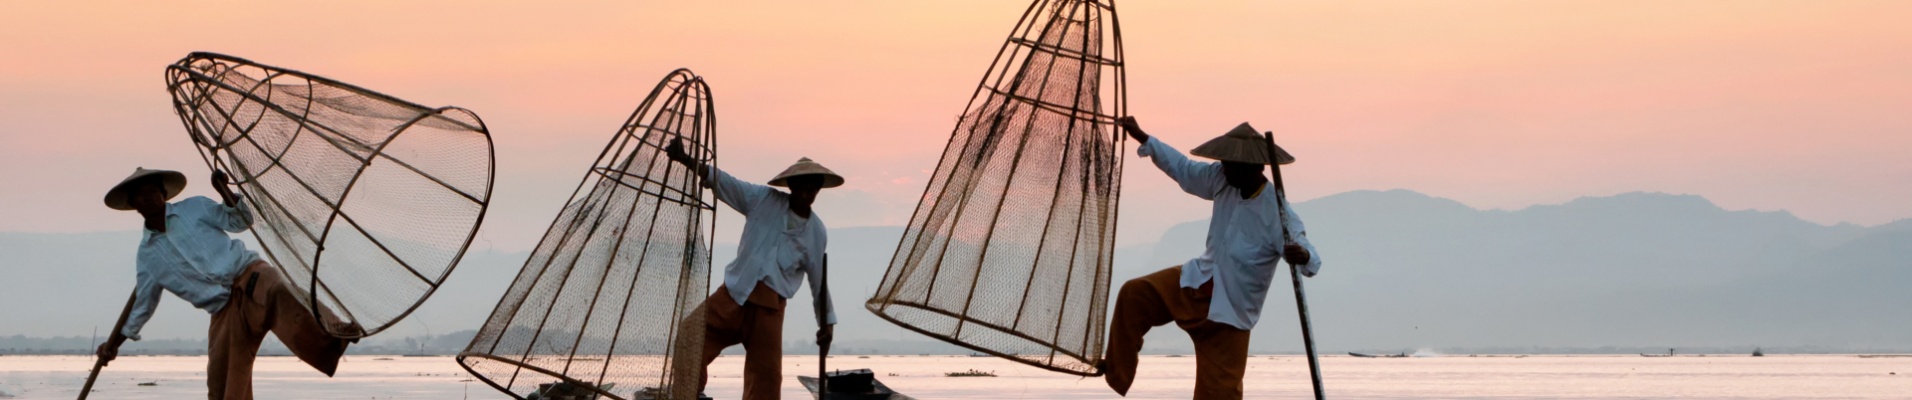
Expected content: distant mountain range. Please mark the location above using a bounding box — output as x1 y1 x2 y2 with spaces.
1226 190 1912 353
6 190 1907 354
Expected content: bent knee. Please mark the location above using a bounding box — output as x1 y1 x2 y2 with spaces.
1117 278 1157 301
246 263 288 287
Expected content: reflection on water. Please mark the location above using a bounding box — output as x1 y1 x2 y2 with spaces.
2 354 1908 399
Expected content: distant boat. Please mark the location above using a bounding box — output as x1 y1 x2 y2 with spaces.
1349 352 1409 358
1752 348 1764 357
944 369 997 377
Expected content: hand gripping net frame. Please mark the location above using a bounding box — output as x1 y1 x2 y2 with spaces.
164 52 496 339
458 69 718 400
867 0 1127 376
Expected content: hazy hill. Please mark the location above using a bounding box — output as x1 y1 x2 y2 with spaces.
1146 190 1911 353
5 190 1906 355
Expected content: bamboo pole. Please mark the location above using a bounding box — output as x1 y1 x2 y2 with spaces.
78 292 138 400
818 254 830 398
1265 132 1325 400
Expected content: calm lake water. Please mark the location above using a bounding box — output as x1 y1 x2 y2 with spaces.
2 354 1908 399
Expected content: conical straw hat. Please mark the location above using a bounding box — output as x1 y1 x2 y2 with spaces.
767 157 845 188
1188 122 1296 165
104 167 187 210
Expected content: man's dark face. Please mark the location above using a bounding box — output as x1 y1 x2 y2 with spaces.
128 179 169 218
1219 161 1266 193
785 175 825 210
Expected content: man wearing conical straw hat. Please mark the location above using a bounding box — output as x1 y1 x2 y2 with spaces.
1100 117 1322 400
92 168 357 399
667 140 841 400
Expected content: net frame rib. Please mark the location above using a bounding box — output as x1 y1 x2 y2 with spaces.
456 68 718 400
866 0 1127 377
163 52 497 339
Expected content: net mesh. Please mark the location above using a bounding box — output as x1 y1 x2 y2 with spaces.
164 52 496 339
458 69 717 400
866 0 1126 376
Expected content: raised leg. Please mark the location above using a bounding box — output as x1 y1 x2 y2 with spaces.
1102 266 1185 396
691 286 746 394
246 263 347 376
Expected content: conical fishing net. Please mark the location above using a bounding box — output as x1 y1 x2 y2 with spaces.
164 52 496 339
458 69 717 400
866 0 1126 376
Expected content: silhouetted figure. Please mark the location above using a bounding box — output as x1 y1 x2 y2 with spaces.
668 139 843 400
95 168 354 399
1101 117 1321 400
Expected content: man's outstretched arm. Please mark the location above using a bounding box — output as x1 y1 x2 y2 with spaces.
1119 116 1225 200
666 138 768 215
208 171 254 232
94 291 141 366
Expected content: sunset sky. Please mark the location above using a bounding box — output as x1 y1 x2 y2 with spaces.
3 1 1908 251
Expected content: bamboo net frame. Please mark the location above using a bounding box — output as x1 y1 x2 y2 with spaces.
866 0 1127 376
457 69 718 400
164 52 496 339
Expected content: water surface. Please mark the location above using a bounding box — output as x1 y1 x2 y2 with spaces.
3 354 1907 399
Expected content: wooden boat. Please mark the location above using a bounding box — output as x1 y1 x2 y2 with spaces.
526 381 613 400
798 369 916 400
1348 352 1408 358
631 387 710 400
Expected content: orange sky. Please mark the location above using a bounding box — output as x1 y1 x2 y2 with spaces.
3 1 1909 250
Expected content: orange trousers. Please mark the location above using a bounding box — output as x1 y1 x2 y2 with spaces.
1104 266 1252 400
690 283 787 400
207 261 350 400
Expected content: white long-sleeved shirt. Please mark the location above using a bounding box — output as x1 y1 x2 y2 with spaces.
1138 137 1322 330
708 168 836 326
124 195 262 340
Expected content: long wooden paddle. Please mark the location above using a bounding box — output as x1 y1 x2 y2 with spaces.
1265 132 1325 400
818 253 830 398
78 292 137 400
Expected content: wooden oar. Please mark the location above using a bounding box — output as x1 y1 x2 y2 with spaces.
1265 132 1325 400
79 293 137 400
818 253 830 398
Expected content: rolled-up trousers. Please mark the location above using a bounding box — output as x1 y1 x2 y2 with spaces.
688 282 787 400
206 261 351 400
1103 266 1252 400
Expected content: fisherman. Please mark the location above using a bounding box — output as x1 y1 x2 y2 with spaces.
93 168 356 400
665 139 839 400
1100 117 1322 400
